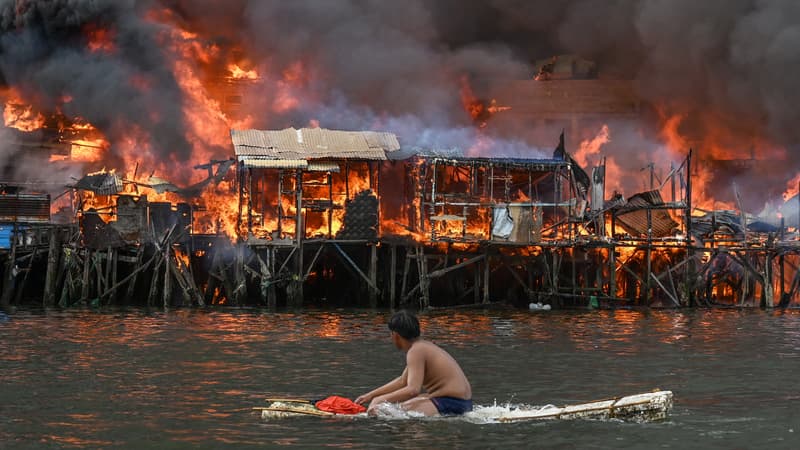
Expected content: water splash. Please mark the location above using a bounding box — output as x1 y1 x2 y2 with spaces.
464 401 560 424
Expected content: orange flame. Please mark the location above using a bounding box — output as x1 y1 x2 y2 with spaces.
227 63 259 80
3 90 45 131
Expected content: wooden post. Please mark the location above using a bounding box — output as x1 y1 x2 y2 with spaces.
58 251 73 308
109 249 118 305
204 247 222 304
43 227 62 307
389 244 397 309
571 248 577 298
125 245 145 304
163 246 171 308
176 253 203 306
247 167 254 233
95 251 103 301
419 246 430 309
400 248 411 308
482 253 490 304
474 260 481 304
645 208 652 305
268 247 277 309
81 249 91 302
0 225 17 310
234 244 247 305
764 253 774 309
147 252 163 307
369 243 378 308
294 243 304 308
609 245 617 299
104 247 113 298
15 247 38 305
685 149 695 306
54 246 70 307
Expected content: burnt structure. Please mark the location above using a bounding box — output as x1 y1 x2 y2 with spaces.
2 127 800 310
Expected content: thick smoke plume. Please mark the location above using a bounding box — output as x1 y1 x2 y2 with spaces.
1 0 799 206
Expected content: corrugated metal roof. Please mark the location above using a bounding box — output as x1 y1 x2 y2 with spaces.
240 159 308 169
616 190 678 238
231 127 400 161
73 172 123 195
306 161 341 172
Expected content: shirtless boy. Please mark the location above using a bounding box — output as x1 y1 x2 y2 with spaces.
355 310 472 416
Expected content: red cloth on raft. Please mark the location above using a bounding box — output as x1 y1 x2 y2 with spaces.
314 396 366 414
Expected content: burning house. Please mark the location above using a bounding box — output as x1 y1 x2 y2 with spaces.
232 127 400 242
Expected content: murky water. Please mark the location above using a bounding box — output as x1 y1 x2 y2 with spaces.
0 307 798 449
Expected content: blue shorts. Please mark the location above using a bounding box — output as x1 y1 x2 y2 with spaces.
430 396 473 415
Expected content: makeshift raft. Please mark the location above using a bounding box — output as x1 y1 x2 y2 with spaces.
255 390 673 422
496 390 673 423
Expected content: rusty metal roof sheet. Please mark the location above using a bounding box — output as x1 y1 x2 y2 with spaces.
73 172 123 195
306 161 341 172
231 127 400 161
615 190 678 238
239 158 308 169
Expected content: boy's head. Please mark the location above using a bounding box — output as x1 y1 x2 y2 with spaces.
388 310 420 340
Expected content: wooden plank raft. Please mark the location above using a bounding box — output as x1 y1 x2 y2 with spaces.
255 390 673 422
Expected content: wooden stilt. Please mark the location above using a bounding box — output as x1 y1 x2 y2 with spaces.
125 245 145 305
43 227 62 307
369 243 377 308
268 247 277 309
233 245 247 305
0 230 16 310
99 252 158 303
14 247 38 305
389 245 397 309
104 247 113 299
95 252 103 301
400 249 411 308
204 247 222 305
419 246 430 309
764 254 774 309
109 249 118 305
474 261 481 304
81 249 91 302
147 252 163 307
482 253 490 304
163 246 172 308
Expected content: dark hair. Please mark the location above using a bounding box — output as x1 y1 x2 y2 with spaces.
388 310 420 340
